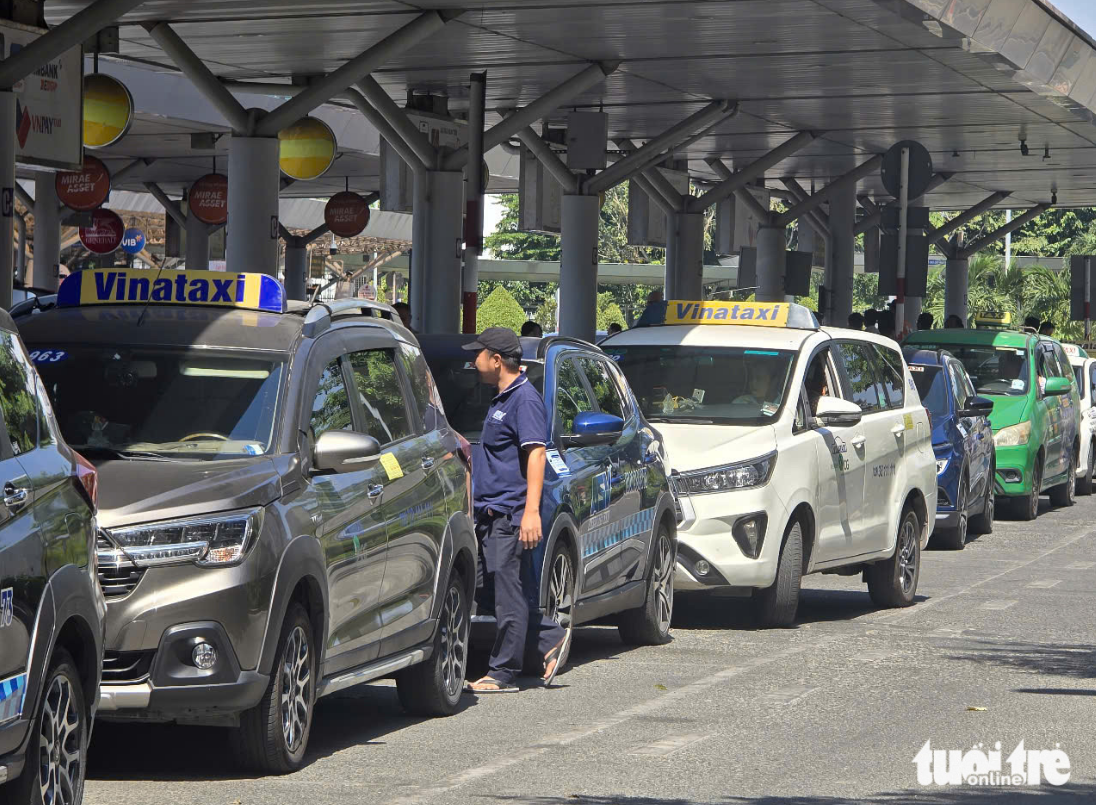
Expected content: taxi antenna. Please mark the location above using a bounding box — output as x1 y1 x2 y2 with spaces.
136 263 167 327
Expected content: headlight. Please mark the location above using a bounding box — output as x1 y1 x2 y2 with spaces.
107 508 263 568
994 421 1032 447
678 452 776 494
936 457 950 476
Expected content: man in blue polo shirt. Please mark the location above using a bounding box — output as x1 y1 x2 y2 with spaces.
463 327 569 693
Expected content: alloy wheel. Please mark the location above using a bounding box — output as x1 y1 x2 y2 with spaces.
439 585 468 698
955 478 968 547
654 531 675 633
279 625 311 754
38 674 82 805
897 516 918 594
1030 463 1042 520
547 550 574 628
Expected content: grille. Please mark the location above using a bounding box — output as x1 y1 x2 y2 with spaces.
96 534 146 598
101 650 155 684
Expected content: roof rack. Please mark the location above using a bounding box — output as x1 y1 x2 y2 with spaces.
536 335 597 359
300 298 398 338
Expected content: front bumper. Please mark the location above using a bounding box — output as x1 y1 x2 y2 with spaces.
993 444 1035 497
672 486 787 591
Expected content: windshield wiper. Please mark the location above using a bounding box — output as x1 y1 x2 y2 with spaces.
74 446 172 461
647 416 715 424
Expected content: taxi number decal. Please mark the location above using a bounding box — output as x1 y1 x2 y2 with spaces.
29 349 67 364
546 449 570 477
0 588 12 628
873 464 896 478
904 413 914 431
379 453 404 480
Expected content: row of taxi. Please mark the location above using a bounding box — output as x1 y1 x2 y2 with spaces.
0 275 1048 799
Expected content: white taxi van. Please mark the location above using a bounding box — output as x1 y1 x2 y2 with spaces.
603 300 936 627
1062 342 1096 494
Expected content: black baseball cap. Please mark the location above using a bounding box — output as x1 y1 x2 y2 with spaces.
462 327 522 359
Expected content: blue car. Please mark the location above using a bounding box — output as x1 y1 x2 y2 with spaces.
419 334 678 646
904 348 996 549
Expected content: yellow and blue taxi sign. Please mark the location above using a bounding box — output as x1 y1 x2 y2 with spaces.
661 300 817 329
57 269 287 313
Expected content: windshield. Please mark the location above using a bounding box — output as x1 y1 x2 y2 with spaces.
30 346 284 459
913 343 1029 396
426 358 545 442
908 364 948 417
605 345 795 424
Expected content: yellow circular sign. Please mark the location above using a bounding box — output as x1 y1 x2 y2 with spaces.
278 117 337 181
83 73 134 149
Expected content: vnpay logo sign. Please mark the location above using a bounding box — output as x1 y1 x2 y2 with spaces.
914 740 1070 787
14 99 61 148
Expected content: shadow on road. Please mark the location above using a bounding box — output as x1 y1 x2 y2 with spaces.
499 783 1096 803
945 639 1096 680
671 589 926 631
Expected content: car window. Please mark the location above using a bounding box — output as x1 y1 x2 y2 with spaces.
838 343 885 412
348 349 413 446
579 357 626 420
803 348 835 418
398 343 446 433
948 363 970 410
1053 346 1073 379
555 357 595 436
909 364 947 418
873 344 905 409
310 358 354 439
1090 363 1096 398
1037 348 1060 394
907 342 1029 396
0 333 42 455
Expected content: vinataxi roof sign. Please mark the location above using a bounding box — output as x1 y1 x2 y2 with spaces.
2 20 83 171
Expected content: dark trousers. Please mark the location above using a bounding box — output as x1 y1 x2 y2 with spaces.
475 512 566 686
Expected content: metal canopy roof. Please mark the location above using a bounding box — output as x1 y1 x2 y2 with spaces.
43 0 1096 210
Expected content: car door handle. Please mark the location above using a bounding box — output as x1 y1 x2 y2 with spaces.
851 435 866 449
367 484 384 499
421 456 436 471
3 484 28 510
890 424 906 437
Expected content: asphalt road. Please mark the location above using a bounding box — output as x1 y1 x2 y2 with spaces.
85 494 1096 804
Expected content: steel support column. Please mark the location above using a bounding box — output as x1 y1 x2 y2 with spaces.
15 212 26 284
284 242 309 301
945 257 969 326
756 226 787 303
690 133 816 213
227 137 281 274
773 156 882 230
412 170 463 334
0 92 14 308
827 180 856 326
559 195 600 340
33 173 60 290
185 200 210 271
665 213 704 300
463 72 487 333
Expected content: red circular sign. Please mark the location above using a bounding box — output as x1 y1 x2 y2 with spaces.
56 156 111 212
188 173 229 225
79 209 125 255
324 191 371 238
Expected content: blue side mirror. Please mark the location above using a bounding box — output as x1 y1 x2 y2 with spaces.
564 412 625 447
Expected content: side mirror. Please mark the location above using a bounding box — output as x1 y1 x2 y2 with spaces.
562 411 624 448
814 396 863 428
1045 376 1072 397
958 395 995 418
313 430 381 473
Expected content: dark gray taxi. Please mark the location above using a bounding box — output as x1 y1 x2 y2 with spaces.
0 307 104 804
15 269 476 774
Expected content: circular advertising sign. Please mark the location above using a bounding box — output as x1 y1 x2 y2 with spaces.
79 209 125 255
188 173 229 226
56 156 111 211
83 73 134 149
121 227 146 255
278 116 337 181
324 191 371 238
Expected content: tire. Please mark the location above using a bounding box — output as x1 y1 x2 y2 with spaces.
1078 442 1095 496
754 520 803 628
1009 453 1042 522
0 648 87 805
866 506 920 608
618 521 675 645
1050 446 1077 507
232 603 314 775
969 463 995 535
934 471 969 550
397 571 470 716
544 538 576 631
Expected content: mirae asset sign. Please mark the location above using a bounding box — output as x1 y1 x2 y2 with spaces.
2 21 83 170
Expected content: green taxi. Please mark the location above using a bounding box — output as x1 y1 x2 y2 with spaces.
904 326 1081 521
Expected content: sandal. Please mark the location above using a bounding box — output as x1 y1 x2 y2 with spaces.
464 676 519 694
542 629 572 686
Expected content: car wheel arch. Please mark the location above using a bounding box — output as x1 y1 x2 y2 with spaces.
901 488 930 551
538 514 581 610
786 502 816 574
258 534 330 675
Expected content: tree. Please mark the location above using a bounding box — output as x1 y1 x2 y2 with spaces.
475 286 527 333
596 292 627 332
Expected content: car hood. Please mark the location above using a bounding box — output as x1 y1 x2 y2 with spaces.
982 394 1030 432
94 457 283 529
649 423 777 473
